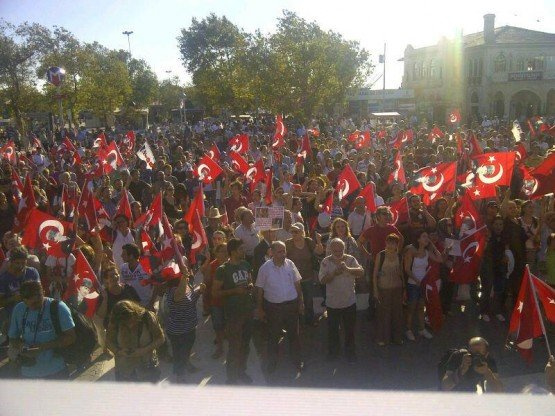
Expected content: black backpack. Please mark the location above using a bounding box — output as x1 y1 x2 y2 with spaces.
50 300 98 368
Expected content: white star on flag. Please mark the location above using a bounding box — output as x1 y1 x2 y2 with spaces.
549 298 555 305
473 189 480 196
488 156 496 163
431 167 437 173
73 273 80 283
518 301 523 313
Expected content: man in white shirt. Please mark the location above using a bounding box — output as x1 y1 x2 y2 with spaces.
234 209 260 263
256 241 304 374
319 238 364 362
347 196 373 240
111 214 136 272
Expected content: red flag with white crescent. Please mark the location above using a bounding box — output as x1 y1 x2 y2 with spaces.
194 155 223 184
272 114 287 149
388 152 406 185
228 133 250 154
385 197 409 225
427 126 444 143
264 169 273 205
449 226 487 284
114 189 132 221
21 208 74 258
410 162 457 205
184 185 205 225
0 140 17 164
531 274 555 324
96 141 126 175
207 144 221 161
229 151 250 174
189 209 208 265
447 109 461 124
509 267 543 362
13 174 37 232
357 183 377 213
454 191 484 235
335 165 360 201
134 192 163 230
63 249 100 318
471 152 515 188
421 261 443 332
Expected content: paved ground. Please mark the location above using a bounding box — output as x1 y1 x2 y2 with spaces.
69 294 552 392
1 291 552 392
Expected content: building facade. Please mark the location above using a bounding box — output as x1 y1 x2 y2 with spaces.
346 88 416 115
401 14 555 123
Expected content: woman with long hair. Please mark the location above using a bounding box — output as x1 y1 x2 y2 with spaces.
403 230 443 341
326 218 361 263
106 300 165 382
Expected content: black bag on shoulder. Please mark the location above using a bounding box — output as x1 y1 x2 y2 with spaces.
50 300 98 368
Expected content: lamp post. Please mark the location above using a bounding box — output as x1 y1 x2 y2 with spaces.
122 30 133 55
181 93 187 124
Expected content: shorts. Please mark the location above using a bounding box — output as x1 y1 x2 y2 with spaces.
406 283 423 303
211 306 225 331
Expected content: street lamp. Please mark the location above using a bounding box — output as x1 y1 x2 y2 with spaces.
122 30 134 55
165 70 172 79
181 93 187 124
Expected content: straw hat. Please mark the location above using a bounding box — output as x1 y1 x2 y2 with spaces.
208 207 223 219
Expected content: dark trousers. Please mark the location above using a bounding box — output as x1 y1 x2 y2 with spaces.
168 330 196 376
225 311 253 382
327 303 356 357
300 280 315 324
375 287 404 344
439 265 455 314
264 299 301 368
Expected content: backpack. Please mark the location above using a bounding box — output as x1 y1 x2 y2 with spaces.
437 348 465 389
50 300 98 368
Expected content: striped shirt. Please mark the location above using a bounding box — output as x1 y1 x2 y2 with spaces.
165 287 201 335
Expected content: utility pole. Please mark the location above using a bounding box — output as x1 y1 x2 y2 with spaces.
122 30 134 55
382 42 386 111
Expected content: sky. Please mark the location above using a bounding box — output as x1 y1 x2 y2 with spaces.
2 0 554 90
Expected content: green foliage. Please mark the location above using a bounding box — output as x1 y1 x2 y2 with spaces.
177 10 372 121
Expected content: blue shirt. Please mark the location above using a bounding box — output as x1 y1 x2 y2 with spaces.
9 298 75 378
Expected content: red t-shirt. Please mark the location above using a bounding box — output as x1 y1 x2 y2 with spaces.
223 195 248 220
204 259 223 308
361 224 402 259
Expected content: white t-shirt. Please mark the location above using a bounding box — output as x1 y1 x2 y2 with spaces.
256 259 301 303
112 229 136 272
347 210 373 237
120 262 153 306
234 224 261 257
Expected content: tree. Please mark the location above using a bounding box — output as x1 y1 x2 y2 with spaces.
177 13 250 114
0 20 53 132
128 58 159 109
157 76 185 122
266 11 372 120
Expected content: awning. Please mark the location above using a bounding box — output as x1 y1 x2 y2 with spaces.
370 112 401 117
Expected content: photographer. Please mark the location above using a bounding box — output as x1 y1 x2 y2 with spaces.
7 280 76 379
441 337 503 393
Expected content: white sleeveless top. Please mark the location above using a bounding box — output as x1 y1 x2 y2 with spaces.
410 251 429 285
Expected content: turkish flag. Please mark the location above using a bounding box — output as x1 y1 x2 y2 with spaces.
449 226 487 284
377 129 387 140
114 189 132 221
229 151 250 174
272 114 287 149
527 119 536 138
61 184 78 220
21 208 74 258
307 127 320 137
189 209 208 265
13 174 37 232
248 159 266 191
455 133 465 157
521 164 555 200
11 169 24 205
530 152 555 177
531 274 555 324
468 133 483 157
447 109 461 124
194 155 223 184
134 192 163 230
354 131 371 150
336 164 360 201
509 267 543 362
121 131 135 154
229 133 250 154
207 144 221 161
472 152 515 188
410 162 456 205
421 261 443 332
357 183 377 213
184 185 205 225
158 214 179 264
465 183 497 201
427 126 444 142
298 133 312 157
388 152 406 184
62 137 81 166
385 197 409 225
63 249 100 318
1 140 17 164
454 191 484 234
322 191 334 214
93 132 107 148
264 169 273 205
96 141 126 175
514 143 528 163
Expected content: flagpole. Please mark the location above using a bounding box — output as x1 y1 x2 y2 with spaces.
528 264 552 358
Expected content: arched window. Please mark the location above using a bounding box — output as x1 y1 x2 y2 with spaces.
494 52 506 72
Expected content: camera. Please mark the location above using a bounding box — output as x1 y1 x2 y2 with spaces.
471 353 485 367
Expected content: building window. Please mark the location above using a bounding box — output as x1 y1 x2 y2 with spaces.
494 53 506 72
413 62 419 80
478 57 483 77
430 59 436 78
422 63 428 78
516 58 526 71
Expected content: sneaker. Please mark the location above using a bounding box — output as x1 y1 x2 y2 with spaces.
495 314 506 322
419 329 433 339
238 373 253 384
481 314 491 322
405 330 416 341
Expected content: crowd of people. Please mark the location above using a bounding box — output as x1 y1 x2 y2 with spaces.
0 113 554 393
